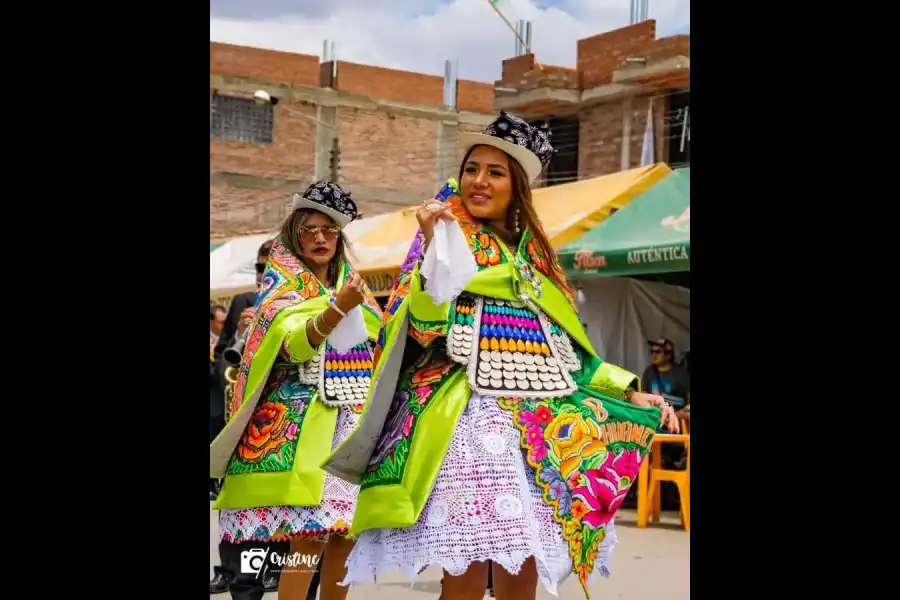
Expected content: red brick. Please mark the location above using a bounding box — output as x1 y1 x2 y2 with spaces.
210 42 319 87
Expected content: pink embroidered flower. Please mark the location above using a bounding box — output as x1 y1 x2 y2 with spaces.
570 448 642 529
285 423 298 440
415 386 433 405
402 413 415 436
519 410 540 427
525 425 543 446
529 441 548 462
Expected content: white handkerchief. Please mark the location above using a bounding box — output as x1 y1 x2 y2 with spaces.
421 219 478 305
327 304 368 353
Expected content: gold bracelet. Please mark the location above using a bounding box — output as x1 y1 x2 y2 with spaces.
318 313 336 334
329 300 348 318
321 306 342 329
311 314 329 338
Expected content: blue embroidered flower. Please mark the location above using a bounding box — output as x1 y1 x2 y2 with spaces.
539 468 561 484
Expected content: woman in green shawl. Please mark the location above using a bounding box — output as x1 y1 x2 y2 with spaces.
324 114 678 600
210 182 384 600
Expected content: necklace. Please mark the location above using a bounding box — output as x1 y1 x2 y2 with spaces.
513 254 543 299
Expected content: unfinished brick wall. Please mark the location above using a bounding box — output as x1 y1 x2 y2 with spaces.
337 107 439 203
577 21 658 88
578 92 674 178
210 44 496 239
210 42 319 86
327 61 494 113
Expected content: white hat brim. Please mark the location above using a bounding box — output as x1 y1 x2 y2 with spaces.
290 195 353 228
459 133 544 184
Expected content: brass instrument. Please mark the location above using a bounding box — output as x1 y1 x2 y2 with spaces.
222 327 250 422
224 364 239 421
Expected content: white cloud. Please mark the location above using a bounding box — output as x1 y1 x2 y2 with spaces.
210 0 690 82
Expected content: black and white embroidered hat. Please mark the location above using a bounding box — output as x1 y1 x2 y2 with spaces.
291 181 358 228
459 112 556 184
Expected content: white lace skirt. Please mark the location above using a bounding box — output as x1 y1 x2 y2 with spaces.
343 393 616 596
219 407 360 543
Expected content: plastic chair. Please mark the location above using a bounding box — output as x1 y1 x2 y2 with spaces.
636 428 690 532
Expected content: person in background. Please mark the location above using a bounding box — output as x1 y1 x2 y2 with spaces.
641 338 690 419
210 303 227 500
209 239 286 597
211 304 226 343
213 239 275 366
641 337 690 498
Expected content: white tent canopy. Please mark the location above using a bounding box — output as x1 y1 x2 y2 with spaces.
574 276 690 375
209 233 273 294
209 217 393 295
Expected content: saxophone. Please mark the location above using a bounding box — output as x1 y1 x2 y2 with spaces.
222 327 249 422
223 364 238 422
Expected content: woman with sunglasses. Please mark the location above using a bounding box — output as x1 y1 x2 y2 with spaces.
326 114 679 600
211 181 384 600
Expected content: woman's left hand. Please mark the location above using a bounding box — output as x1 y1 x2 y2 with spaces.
628 391 680 433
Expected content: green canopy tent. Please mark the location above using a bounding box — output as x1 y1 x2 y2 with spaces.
558 167 690 278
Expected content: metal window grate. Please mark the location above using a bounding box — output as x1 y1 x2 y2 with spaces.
210 94 274 144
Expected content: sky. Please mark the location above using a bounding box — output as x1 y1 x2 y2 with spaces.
210 0 690 82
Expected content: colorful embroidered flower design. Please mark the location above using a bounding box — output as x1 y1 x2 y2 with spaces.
530 440 548 463
546 413 607 479
299 272 321 299
238 401 291 463
410 358 454 387
473 233 502 266
526 239 550 276
414 386 433 405
571 448 642 529
401 232 425 273
402 413 414 436
368 390 413 468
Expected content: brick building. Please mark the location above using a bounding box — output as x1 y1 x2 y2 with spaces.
210 19 689 240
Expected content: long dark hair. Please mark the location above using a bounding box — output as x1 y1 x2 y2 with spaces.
278 208 349 287
458 146 568 292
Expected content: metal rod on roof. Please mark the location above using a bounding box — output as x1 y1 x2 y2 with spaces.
487 0 543 68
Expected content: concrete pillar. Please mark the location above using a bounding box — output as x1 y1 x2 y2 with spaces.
436 119 460 185
314 105 338 182
620 96 633 171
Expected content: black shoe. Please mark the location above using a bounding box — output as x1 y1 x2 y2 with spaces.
209 488 219 501
209 572 229 594
263 574 279 592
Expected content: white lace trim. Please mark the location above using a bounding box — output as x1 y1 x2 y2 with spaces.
341 393 618 596
219 408 360 543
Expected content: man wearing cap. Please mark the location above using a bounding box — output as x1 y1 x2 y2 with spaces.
642 337 690 477
642 338 690 420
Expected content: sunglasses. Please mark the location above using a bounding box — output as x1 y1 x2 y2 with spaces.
254 263 266 274
299 225 341 241
650 348 668 355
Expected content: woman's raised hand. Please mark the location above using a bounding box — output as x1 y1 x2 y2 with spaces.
415 199 455 247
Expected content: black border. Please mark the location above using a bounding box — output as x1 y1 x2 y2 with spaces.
695 1 837 588
67 12 208 582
